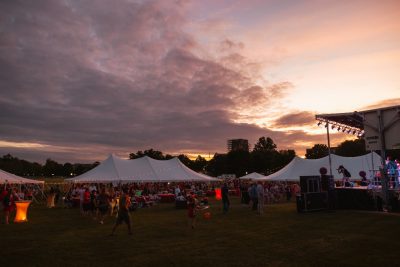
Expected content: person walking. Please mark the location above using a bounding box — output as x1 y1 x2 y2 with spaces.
256 182 265 215
221 183 230 214
111 189 132 236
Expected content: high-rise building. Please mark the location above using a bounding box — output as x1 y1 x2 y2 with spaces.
227 139 249 152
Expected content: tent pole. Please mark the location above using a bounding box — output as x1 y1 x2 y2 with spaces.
326 122 333 177
371 151 374 181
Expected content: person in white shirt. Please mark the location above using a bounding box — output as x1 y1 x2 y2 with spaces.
174 186 181 196
256 182 265 215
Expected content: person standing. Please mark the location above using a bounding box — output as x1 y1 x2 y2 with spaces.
249 183 258 211
256 182 265 215
337 165 351 187
386 156 399 189
2 188 18 224
187 194 198 229
111 189 132 236
221 183 230 214
97 187 110 224
285 185 292 202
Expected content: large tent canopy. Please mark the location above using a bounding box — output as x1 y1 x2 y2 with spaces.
0 169 44 184
67 154 218 183
239 172 269 180
264 152 381 181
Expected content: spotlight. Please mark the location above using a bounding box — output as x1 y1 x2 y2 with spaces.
342 127 346 132
337 126 341 131
352 130 357 135
317 121 322 126
331 125 335 130
347 129 351 134
325 123 328 128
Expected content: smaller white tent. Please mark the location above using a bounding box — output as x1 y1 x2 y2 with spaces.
0 169 44 184
66 154 217 183
265 152 382 181
239 172 269 180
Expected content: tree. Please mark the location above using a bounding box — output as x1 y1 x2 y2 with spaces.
206 153 228 176
226 150 251 177
42 158 63 177
129 149 165 160
253 137 277 152
192 155 208 172
62 163 74 177
305 144 329 159
277 149 296 165
177 154 193 169
335 139 366 157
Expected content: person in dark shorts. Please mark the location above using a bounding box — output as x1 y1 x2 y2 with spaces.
97 187 110 224
111 189 132 235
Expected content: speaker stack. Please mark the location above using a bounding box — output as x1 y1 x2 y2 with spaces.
296 176 328 212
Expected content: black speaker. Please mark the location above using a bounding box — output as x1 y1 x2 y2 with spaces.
304 192 328 211
321 174 335 191
297 192 328 212
300 176 321 193
321 175 329 191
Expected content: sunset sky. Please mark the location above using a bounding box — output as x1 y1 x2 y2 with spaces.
0 0 399 163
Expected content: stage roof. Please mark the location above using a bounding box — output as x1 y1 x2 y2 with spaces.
315 105 400 131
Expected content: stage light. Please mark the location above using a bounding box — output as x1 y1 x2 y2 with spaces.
347 129 351 133
331 125 335 130
337 126 341 131
325 123 328 128
342 127 346 132
352 130 357 135
317 121 322 126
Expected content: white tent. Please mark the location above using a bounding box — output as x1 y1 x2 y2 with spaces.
0 169 44 184
264 152 382 181
239 172 269 180
66 154 218 183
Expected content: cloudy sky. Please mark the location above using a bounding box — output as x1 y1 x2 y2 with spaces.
0 0 399 163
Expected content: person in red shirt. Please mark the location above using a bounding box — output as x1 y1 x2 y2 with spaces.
82 188 91 216
2 188 18 224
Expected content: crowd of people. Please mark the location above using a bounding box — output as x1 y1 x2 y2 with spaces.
2 162 400 227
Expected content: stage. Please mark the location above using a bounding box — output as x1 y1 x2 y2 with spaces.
334 187 400 212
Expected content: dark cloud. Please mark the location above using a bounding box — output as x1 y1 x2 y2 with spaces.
273 111 315 127
0 0 296 163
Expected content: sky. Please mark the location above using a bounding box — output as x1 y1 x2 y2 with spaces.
0 0 399 164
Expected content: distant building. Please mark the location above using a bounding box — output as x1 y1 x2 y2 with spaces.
227 139 249 152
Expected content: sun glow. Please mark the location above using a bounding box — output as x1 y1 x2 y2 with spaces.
0 140 49 149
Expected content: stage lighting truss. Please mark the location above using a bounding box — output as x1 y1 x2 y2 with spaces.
316 119 364 137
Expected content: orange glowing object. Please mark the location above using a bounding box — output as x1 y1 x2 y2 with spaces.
203 212 211 219
14 200 32 223
215 188 221 200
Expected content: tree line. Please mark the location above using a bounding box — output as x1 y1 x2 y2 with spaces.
0 154 99 178
0 136 370 178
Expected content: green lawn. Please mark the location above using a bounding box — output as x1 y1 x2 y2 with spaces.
1 198 399 267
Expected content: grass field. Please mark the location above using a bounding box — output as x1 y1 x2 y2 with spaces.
1 198 399 267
